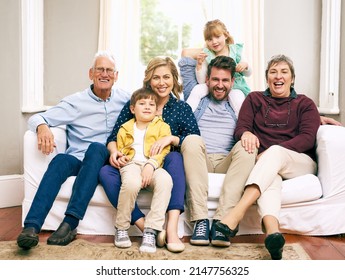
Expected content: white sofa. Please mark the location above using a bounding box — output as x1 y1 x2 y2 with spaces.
22 125 345 237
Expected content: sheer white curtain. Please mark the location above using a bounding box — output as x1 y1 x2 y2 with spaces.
243 0 265 91
98 0 142 92
98 0 265 92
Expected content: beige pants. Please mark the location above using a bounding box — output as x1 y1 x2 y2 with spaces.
181 135 257 222
115 161 172 231
247 145 317 220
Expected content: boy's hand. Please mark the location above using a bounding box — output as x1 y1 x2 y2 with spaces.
141 164 154 188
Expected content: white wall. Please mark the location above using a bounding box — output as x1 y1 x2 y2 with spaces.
44 0 100 105
264 0 321 102
0 0 343 192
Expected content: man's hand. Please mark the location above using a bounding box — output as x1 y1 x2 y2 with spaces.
320 116 342 126
36 124 56 155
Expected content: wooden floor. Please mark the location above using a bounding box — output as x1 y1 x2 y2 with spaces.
1 206 345 260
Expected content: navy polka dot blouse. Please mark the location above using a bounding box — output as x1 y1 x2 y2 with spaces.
107 94 200 151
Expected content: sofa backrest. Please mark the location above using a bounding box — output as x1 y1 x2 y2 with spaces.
316 125 345 197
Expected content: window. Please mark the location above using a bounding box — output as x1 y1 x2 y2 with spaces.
99 0 265 93
21 0 265 111
318 0 341 114
21 0 46 113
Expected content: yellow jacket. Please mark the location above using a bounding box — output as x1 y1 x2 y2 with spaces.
117 116 171 169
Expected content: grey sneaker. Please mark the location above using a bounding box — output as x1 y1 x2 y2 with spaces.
140 228 157 253
190 219 210 245
114 228 131 248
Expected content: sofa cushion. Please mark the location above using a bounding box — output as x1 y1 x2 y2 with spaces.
207 173 322 206
281 174 322 205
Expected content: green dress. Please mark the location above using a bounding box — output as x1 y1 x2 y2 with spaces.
203 43 251 96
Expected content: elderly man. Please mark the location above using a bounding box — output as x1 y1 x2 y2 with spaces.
17 51 130 249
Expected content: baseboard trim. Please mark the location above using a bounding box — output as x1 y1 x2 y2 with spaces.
0 175 24 208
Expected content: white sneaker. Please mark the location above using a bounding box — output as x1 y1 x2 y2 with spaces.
114 228 131 248
139 228 157 253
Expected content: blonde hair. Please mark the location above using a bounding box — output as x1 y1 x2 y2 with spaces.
143 56 182 99
203 19 234 45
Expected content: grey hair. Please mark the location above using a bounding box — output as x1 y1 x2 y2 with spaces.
92 50 117 71
265 54 295 86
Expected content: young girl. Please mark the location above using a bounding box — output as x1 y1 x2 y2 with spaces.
181 19 251 116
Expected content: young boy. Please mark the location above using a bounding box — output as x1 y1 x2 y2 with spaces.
114 87 173 253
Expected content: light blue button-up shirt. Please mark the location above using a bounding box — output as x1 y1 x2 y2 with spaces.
28 85 131 161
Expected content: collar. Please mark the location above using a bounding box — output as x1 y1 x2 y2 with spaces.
263 88 297 99
89 84 113 102
164 93 177 108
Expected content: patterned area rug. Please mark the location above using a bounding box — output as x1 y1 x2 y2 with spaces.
0 239 310 260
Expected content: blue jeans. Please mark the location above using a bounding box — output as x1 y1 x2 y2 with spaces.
99 151 186 225
178 57 198 101
24 142 109 230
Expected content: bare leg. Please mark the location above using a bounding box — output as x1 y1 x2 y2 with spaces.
166 209 183 244
134 217 145 232
220 184 261 230
262 215 280 235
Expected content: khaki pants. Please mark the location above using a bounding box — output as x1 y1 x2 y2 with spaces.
115 161 172 231
181 135 257 222
248 145 317 220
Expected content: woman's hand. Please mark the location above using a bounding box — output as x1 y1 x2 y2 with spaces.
150 136 175 156
241 131 260 154
109 151 127 169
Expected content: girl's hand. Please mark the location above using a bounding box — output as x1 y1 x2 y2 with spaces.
196 52 208 69
236 62 248 73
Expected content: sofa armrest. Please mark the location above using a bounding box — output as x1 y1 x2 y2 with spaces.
23 126 67 189
316 125 345 197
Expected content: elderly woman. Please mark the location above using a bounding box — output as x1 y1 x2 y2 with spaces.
214 54 320 260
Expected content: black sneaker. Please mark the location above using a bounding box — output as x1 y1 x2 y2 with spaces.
210 220 230 247
190 219 210 245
